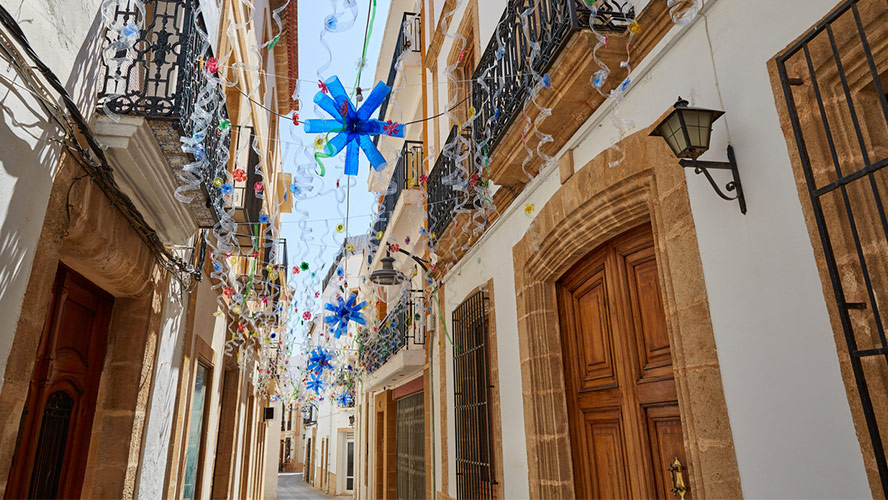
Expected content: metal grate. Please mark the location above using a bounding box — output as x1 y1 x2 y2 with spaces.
28 391 74 499
452 290 495 500
396 392 425 500
776 0 888 495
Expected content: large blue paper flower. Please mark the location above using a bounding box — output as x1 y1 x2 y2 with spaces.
306 373 324 395
307 347 333 374
324 292 367 338
304 75 406 176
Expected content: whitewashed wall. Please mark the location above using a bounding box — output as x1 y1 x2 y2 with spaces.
264 407 282 499
0 0 104 398
136 280 188 499
432 0 872 498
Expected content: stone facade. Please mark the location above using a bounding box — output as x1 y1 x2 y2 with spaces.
512 123 741 499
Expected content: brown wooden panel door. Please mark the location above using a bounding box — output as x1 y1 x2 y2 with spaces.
6 266 113 499
558 226 690 500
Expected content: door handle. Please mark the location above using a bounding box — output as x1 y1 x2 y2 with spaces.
667 457 687 500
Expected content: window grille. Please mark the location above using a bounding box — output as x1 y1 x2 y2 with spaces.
396 392 425 500
452 290 495 499
776 0 888 495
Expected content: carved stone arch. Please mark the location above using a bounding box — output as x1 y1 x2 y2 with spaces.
512 123 742 499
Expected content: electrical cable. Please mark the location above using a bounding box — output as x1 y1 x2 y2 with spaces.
0 3 200 283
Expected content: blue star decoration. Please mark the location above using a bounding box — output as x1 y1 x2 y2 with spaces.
306 373 324 395
324 292 367 338
304 75 405 176
335 390 355 408
307 347 333 374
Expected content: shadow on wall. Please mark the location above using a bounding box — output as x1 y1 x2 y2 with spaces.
66 8 104 119
0 5 105 364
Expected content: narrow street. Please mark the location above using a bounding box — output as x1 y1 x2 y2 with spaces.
277 473 336 500
1 0 887 498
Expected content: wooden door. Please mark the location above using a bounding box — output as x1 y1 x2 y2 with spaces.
6 266 113 499
557 225 690 500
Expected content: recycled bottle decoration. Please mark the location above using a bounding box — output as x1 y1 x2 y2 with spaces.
304 76 405 176
324 292 367 338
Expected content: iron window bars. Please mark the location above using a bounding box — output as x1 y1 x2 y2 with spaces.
776 0 888 495
396 392 426 500
97 0 230 223
452 290 495 500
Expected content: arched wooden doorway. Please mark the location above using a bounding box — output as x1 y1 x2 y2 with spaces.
5 266 113 499
557 225 688 499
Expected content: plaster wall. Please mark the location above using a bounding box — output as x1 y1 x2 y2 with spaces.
264 408 282 499
136 280 188 499
0 0 104 398
432 0 871 498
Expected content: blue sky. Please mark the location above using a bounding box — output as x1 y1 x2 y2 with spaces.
279 0 392 341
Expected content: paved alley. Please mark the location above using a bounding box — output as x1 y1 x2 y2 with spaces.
278 473 338 499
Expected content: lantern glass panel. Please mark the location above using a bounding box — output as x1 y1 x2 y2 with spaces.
659 112 687 157
681 109 714 153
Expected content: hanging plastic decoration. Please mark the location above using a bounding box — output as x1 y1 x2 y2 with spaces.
667 0 699 25
304 76 405 176
306 373 325 395
307 347 334 374
335 390 355 407
324 292 367 338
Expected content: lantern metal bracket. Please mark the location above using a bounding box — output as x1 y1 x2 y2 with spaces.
679 145 747 214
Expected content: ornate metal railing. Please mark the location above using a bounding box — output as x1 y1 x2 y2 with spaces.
428 126 473 240
375 12 421 129
371 141 424 255
470 0 633 156
97 0 230 223
358 296 424 373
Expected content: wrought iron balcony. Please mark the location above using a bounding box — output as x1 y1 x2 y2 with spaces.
374 12 421 131
470 0 634 156
97 0 230 225
358 297 424 373
428 126 473 240
371 141 424 256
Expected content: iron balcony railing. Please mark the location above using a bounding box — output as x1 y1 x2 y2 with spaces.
375 11 421 134
97 0 230 223
359 296 424 373
470 0 633 156
428 126 473 240
371 141 424 258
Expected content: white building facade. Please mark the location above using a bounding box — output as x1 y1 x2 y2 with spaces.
353 0 888 498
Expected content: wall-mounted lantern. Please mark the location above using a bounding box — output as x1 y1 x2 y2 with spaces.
369 254 407 286
651 97 746 214
369 249 430 287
